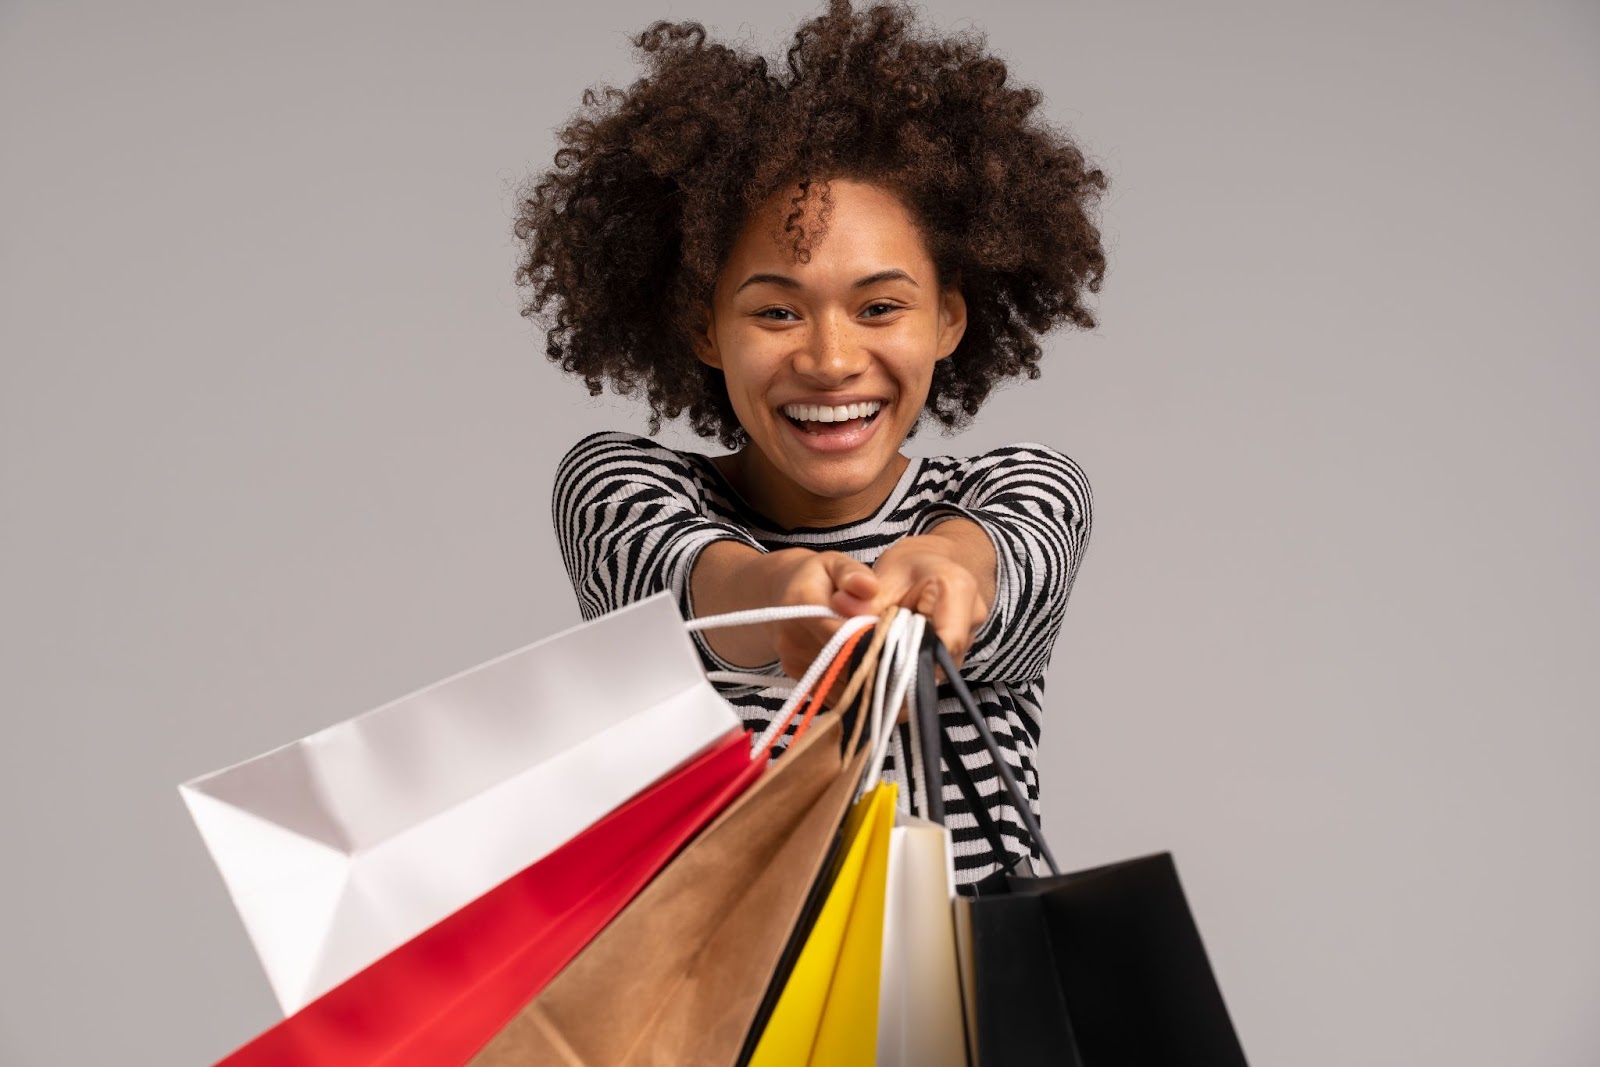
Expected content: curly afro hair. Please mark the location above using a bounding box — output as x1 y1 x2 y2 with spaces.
514 0 1108 449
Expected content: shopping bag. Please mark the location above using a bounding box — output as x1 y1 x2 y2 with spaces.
873 611 968 1067
209 725 762 1067
180 591 742 1013
748 780 896 1067
877 814 968 1067
962 854 1247 1067
922 637 1250 1067
746 606 925 1067
470 616 891 1067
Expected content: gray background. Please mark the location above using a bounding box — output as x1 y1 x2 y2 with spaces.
2 0 1596 1064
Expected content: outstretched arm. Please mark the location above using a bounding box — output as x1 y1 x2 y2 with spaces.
689 543 878 676
553 433 766 664
554 431 879 679
832 518 996 671
842 444 1093 685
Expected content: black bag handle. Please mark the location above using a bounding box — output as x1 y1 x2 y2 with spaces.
912 626 946 826
918 630 1061 876
938 722 1032 882
912 629 983 834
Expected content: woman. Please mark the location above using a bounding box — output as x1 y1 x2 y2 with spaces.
520 0 1104 884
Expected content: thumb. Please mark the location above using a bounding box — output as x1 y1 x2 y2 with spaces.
824 555 879 611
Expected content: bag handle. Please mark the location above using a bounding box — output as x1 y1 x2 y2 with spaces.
862 611 923 795
830 609 896 758
917 632 1062 877
691 604 1056 874
911 625 944 826
887 611 941 820
747 616 876 758
684 604 840 633
688 605 882 760
695 605 832 695
865 610 908 776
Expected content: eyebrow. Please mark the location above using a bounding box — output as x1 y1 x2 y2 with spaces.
732 268 919 295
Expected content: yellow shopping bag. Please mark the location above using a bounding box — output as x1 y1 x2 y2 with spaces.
749 781 897 1067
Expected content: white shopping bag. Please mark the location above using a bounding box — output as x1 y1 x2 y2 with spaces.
179 591 741 1015
856 608 969 1065
878 814 971 1066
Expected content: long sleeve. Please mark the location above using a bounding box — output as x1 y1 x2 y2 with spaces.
911 443 1092 685
548 434 1086 885
552 432 766 666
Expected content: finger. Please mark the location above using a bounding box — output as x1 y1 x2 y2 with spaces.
776 636 821 683
830 588 875 617
923 582 978 674
823 555 881 617
785 566 835 607
777 619 833 657
823 554 879 600
774 614 847 685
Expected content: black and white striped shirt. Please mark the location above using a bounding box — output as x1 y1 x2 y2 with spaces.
553 431 1092 884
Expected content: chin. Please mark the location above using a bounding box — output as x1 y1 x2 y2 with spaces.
785 460 887 501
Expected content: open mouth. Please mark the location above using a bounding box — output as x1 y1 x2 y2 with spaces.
780 400 883 436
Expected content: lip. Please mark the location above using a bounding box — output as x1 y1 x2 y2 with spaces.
777 394 888 408
778 401 887 455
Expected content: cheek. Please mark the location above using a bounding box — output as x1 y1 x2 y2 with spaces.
885 344 940 395
716 353 778 421
720 342 783 394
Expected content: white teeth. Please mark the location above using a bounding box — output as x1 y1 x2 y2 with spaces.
782 401 882 423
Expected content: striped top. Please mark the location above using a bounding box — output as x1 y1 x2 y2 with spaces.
553 430 1093 884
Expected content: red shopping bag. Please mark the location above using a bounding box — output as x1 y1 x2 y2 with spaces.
211 726 761 1067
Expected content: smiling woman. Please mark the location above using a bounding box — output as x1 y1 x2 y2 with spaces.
698 179 967 528
526 0 1103 884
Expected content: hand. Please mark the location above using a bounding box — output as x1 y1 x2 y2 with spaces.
759 548 881 682
833 530 992 671
691 543 879 676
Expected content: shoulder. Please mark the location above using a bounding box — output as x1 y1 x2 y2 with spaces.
924 442 1091 501
552 432 729 525
974 441 1089 479
558 430 686 468
556 431 715 487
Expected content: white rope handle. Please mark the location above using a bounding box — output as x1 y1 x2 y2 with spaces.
746 614 878 756
865 611 910 787
896 615 927 795
685 605 838 632
705 671 797 692
868 613 923 795
694 607 835 694
864 613 925 795
904 613 929 817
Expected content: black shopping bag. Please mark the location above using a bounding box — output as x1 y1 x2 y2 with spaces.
920 636 1250 1067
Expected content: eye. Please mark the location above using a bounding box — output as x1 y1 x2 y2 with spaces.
862 302 903 318
756 307 798 321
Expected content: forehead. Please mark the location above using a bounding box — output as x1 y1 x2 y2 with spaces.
722 179 933 284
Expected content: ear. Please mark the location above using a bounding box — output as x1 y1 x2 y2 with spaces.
935 284 967 361
692 306 723 369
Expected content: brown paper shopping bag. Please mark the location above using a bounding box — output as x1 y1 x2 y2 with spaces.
469 617 888 1067
471 710 872 1067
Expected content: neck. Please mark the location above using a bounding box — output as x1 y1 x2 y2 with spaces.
719 448 910 529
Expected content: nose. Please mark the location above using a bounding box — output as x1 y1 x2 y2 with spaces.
793 311 868 386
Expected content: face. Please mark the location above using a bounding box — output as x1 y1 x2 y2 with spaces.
695 178 967 528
